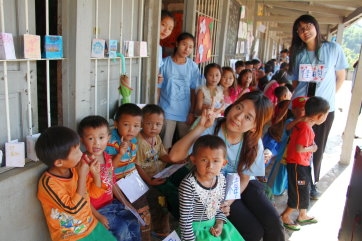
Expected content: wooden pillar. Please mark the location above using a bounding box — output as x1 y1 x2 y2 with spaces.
340 50 362 164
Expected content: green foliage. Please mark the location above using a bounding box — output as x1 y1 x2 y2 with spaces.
343 20 362 70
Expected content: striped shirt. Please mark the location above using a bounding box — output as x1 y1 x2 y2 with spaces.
179 172 227 241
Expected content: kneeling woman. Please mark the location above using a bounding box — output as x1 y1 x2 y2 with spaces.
170 91 285 241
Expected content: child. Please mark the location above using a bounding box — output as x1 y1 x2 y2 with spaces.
220 66 237 107
36 126 116 241
157 10 175 84
158 32 201 150
267 96 308 196
105 103 151 241
179 135 244 241
78 115 141 241
136 104 189 238
236 69 252 98
234 60 245 77
281 96 330 231
263 69 290 105
274 85 292 103
194 63 224 116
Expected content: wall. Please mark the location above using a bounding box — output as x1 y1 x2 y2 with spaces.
0 163 50 241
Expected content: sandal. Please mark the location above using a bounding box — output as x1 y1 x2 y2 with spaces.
283 222 301 231
297 217 318 225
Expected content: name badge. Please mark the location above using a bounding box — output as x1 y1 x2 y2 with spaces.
299 64 326 82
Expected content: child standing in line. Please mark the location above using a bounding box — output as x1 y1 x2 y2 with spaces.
220 67 237 108
136 104 189 238
234 60 245 78
194 63 224 116
267 96 308 196
36 126 116 241
157 10 175 84
78 115 141 241
281 96 330 231
179 135 244 241
235 69 252 99
158 32 201 150
105 103 151 241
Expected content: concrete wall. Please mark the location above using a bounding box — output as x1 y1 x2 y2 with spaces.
0 163 50 241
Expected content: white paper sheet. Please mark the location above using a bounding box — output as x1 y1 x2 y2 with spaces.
225 173 241 200
116 170 149 203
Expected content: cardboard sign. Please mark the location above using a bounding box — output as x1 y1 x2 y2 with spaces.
91 39 105 58
134 41 147 57
23 34 41 59
5 140 25 167
123 41 134 57
0 32 16 60
42 35 63 59
26 133 41 161
108 39 118 58
225 173 241 200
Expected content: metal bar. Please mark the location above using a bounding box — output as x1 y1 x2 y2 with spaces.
106 0 112 119
25 0 32 134
94 0 99 114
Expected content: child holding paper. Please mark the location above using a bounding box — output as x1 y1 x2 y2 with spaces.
78 115 141 241
179 135 244 241
105 103 151 241
136 104 189 238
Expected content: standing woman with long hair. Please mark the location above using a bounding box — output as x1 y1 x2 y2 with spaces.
288 15 348 199
169 91 285 241
158 32 201 150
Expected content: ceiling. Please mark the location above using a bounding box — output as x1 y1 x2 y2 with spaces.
255 0 362 42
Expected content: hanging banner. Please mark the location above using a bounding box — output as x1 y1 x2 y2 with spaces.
196 16 213 64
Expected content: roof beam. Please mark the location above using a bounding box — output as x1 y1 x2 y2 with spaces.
262 1 350 16
256 15 341 24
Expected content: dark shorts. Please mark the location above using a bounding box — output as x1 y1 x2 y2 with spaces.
287 163 310 209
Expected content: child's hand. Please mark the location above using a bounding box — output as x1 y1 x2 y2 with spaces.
157 74 163 84
210 220 223 237
263 149 273 164
310 143 318 152
98 214 110 229
118 138 129 156
148 177 166 186
220 200 234 216
88 157 100 177
77 158 90 177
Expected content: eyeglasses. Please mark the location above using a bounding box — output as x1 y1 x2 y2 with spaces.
297 23 313 34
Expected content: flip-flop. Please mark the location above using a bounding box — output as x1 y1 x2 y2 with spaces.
283 222 301 231
297 217 318 225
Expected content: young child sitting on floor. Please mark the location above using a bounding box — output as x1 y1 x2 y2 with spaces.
179 135 244 241
105 103 151 241
78 115 141 241
36 126 116 241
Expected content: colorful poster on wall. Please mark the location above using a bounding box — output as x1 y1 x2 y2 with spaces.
196 16 213 64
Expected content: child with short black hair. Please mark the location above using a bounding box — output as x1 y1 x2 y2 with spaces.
274 85 292 103
36 126 116 241
105 103 152 241
136 104 189 239
179 135 244 241
78 115 141 241
281 96 330 231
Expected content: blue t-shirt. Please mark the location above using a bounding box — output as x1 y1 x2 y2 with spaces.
158 56 201 121
105 129 137 180
291 41 348 112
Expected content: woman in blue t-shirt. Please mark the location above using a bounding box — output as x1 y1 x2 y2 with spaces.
170 91 285 241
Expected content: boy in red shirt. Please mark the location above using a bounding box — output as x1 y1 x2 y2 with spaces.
281 96 330 231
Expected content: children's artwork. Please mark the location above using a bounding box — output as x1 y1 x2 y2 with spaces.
162 230 181 241
123 41 134 57
134 41 147 57
108 39 118 58
91 39 105 58
153 163 187 179
26 133 41 161
0 32 16 60
42 35 63 59
23 34 41 59
225 173 241 200
116 170 149 203
5 140 25 167
195 16 213 64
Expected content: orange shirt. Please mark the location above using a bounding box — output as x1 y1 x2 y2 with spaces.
37 168 98 241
